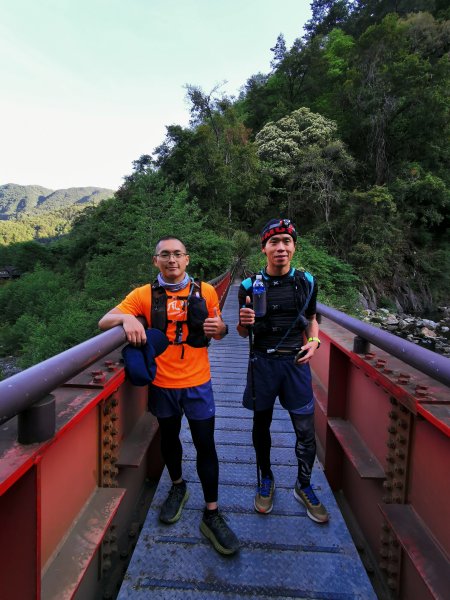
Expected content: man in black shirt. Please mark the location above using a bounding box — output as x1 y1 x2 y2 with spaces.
237 219 328 523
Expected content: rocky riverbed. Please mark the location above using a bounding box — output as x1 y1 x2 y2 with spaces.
0 356 22 380
360 306 450 356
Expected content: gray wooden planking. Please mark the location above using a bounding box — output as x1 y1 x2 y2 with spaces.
118 282 376 599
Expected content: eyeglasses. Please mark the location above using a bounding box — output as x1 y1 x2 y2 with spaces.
154 251 187 260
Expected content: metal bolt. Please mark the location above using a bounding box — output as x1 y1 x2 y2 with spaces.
383 367 393 374
387 440 396 449
395 449 405 459
394 466 404 475
393 480 403 489
390 397 398 406
365 352 376 359
388 425 397 434
383 481 393 491
389 410 398 419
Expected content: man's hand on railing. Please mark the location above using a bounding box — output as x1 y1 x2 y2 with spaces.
99 311 147 346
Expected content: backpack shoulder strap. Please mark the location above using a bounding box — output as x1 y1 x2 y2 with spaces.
294 269 315 313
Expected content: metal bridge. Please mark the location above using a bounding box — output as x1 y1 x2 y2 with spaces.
0 272 449 600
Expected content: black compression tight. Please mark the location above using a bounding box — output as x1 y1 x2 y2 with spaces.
252 407 274 478
252 408 316 487
157 415 219 504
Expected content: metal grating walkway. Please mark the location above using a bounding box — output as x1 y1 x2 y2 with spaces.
118 282 376 599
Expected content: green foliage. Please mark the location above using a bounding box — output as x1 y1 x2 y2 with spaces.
3 2 450 369
246 237 359 311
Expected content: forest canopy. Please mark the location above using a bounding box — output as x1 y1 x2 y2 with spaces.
1 1 449 371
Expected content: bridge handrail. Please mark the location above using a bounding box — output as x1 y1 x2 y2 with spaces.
317 302 450 388
0 268 236 426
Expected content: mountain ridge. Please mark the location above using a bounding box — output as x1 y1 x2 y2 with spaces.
0 183 115 219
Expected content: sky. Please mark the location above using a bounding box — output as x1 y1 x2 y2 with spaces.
0 0 311 191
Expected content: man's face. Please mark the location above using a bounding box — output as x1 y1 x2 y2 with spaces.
262 234 295 270
153 239 189 283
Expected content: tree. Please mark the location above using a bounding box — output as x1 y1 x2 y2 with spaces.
255 107 354 234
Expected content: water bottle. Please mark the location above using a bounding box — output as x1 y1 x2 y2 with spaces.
253 274 267 318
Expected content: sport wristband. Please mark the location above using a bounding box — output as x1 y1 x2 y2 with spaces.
308 337 321 348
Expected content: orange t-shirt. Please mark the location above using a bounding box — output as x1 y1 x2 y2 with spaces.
116 281 220 388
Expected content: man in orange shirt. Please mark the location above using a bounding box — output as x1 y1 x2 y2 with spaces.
99 236 239 555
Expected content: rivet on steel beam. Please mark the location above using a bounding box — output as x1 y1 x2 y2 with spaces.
386 454 395 464
415 384 428 392
380 534 391 544
388 551 399 562
396 435 406 445
387 440 396 449
390 397 398 405
387 578 397 589
103 405 110 416
399 419 408 429
387 425 397 434
415 390 428 398
393 495 402 503
379 560 388 570
103 435 112 446
382 495 392 503
103 422 112 432
399 405 408 413
376 359 387 368
111 413 119 421
364 352 376 360
111 398 118 407
103 451 111 460
388 410 398 419
393 480 403 489
382 524 391 533
386 468 394 477
102 559 112 571
104 360 113 366
94 373 106 383
387 564 398 575
383 481 393 491
380 547 389 558
394 466 405 475
395 449 405 459
383 367 393 374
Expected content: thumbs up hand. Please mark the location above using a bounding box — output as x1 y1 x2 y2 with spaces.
239 295 255 327
203 307 226 338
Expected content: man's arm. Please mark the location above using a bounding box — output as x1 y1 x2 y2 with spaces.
295 315 320 364
99 309 147 345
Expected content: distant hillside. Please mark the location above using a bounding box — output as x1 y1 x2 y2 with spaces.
0 184 115 220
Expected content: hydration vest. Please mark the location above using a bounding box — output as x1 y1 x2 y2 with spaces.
241 268 314 350
151 279 209 350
